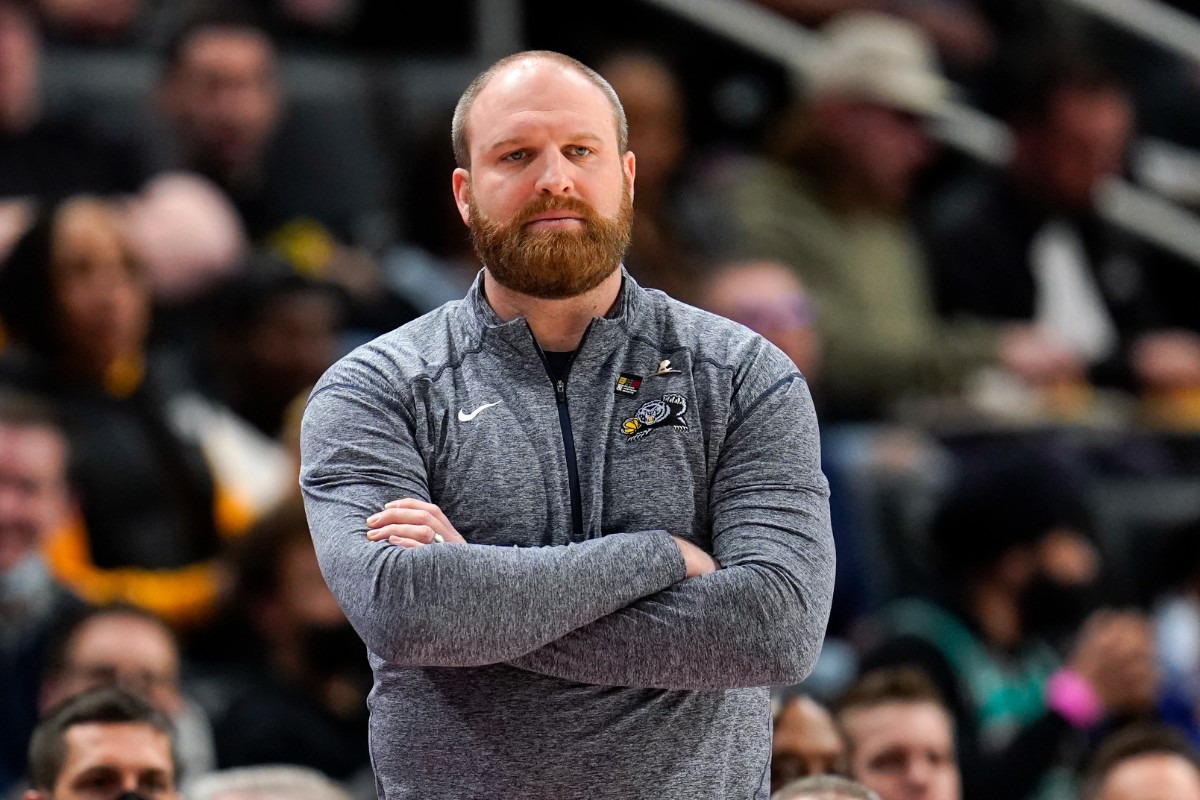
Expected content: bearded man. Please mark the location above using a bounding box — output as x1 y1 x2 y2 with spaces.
298 50 835 800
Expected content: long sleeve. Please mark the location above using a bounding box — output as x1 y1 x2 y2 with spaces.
299 379 686 667
506 372 836 690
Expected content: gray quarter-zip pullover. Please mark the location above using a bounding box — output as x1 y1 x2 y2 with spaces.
299 269 835 800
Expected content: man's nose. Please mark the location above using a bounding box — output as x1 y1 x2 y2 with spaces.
534 151 574 195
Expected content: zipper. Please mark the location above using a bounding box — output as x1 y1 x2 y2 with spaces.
531 323 591 540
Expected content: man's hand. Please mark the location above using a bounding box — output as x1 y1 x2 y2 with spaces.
672 536 719 578
366 498 467 548
1067 608 1160 715
999 324 1086 386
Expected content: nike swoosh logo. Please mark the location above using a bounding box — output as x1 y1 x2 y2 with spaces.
458 401 503 422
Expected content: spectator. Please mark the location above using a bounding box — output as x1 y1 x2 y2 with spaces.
833 666 961 800
0 0 149 204
119 170 249 313
772 692 848 792
192 266 347 442
921 44 1200 419
1145 515 1200 748
592 44 714 304
186 493 371 785
707 9 1076 423
0 390 86 797
0 195 267 627
151 7 417 339
1077 720 1200 800
38 603 216 784
856 448 1161 800
22 686 179 800
773 773 882 800
33 0 149 47
695 257 821 383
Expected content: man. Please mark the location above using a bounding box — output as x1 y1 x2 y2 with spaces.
39 604 215 782
773 774 883 800
709 10 1076 422
921 45 1200 409
152 9 415 338
0 391 86 796
0 0 149 204
857 449 1159 800
833 667 961 800
299 49 835 799
1079 721 1200 800
23 685 180 800
771 692 847 791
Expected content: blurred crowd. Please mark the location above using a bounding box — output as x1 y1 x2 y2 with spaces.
6 1 1200 799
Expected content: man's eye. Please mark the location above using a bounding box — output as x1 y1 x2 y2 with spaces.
79 774 117 793
140 777 170 794
569 146 591 157
503 150 526 162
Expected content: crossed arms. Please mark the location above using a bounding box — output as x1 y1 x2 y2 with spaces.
299 362 834 691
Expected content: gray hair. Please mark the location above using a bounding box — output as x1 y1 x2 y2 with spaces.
450 49 628 168
772 773 883 800
183 765 353 800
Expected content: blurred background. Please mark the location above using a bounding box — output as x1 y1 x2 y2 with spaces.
7 1 1200 799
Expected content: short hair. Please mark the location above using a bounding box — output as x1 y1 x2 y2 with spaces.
1078 721 1200 800
834 666 952 759
773 773 883 800
0 388 65 434
27 685 179 791
835 665 949 715
184 764 353 800
160 5 274 75
450 49 628 168
993 44 1129 127
45 602 180 681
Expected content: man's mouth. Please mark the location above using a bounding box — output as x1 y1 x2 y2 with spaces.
524 212 584 231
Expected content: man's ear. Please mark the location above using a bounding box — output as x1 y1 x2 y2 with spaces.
452 168 472 227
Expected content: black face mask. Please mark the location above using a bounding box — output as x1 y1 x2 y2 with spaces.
1019 574 1104 646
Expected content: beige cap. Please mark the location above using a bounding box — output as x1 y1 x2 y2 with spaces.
807 10 952 117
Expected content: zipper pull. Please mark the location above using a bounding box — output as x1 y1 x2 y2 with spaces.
555 379 566 404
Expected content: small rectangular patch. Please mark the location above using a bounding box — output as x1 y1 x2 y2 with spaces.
614 373 642 396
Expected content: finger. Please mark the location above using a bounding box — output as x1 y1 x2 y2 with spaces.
368 524 437 543
367 507 438 531
388 536 427 549
385 498 435 511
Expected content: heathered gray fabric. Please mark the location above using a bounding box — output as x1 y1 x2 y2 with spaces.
299 269 835 800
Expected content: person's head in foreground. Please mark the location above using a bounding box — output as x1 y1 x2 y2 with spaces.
182 764 351 800
1078 721 1200 800
834 667 960 800
771 692 847 790
24 685 179 800
773 773 883 800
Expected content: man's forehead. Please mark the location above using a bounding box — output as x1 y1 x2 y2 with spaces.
473 60 609 128
64 721 173 761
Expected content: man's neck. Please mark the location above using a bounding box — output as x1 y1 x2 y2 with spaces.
483 268 623 352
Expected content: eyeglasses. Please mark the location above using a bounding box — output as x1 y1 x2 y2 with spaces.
60 664 178 697
726 293 816 334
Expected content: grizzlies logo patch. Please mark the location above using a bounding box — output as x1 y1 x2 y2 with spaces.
620 393 688 442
